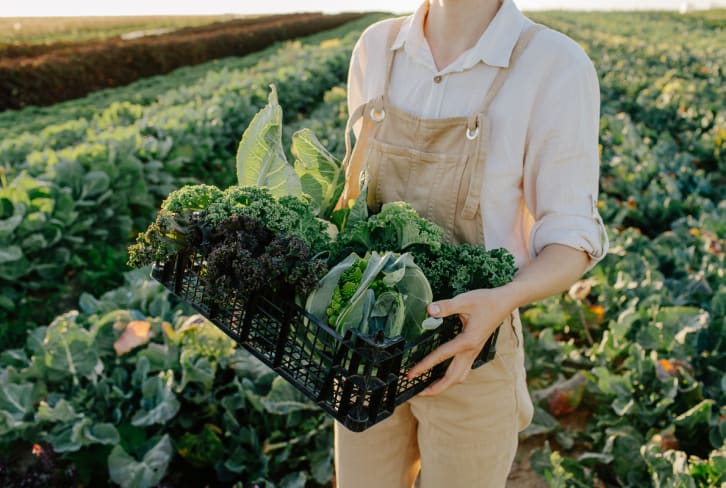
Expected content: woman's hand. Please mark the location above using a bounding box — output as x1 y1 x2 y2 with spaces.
406 286 518 397
407 244 592 397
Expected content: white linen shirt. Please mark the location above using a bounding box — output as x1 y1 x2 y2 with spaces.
347 0 609 270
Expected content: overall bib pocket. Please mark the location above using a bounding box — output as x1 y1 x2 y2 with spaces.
366 138 469 239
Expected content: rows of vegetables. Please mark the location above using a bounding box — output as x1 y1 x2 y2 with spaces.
0 13 365 110
0 15 385 349
0 9 724 488
525 10 725 487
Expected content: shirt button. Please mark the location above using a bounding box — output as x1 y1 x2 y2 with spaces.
433 75 443 84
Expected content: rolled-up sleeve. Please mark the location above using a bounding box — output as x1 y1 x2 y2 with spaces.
523 57 609 270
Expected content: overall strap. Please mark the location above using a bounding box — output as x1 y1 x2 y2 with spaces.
461 24 546 219
338 17 407 208
479 23 546 116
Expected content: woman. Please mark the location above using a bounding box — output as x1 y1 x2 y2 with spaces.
334 0 608 486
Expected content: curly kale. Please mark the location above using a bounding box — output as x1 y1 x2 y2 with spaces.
129 183 222 267
160 184 223 213
205 186 331 254
127 209 203 267
204 214 328 303
411 244 517 300
130 185 332 270
329 202 444 264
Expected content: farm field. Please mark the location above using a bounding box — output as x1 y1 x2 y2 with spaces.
0 9 724 488
0 15 239 44
0 12 365 110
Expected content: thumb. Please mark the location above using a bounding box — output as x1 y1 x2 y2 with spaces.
427 297 461 318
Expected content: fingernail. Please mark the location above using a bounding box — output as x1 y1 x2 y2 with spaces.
429 304 440 316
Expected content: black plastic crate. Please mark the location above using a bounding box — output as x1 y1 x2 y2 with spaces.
151 250 499 432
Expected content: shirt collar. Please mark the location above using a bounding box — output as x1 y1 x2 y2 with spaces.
390 0 529 71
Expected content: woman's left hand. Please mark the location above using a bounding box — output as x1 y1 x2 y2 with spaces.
406 244 592 397
406 287 517 397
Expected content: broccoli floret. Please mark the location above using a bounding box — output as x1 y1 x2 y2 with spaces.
326 286 345 326
368 202 443 250
329 201 444 264
326 257 368 326
341 282 358 302
369 279 393 297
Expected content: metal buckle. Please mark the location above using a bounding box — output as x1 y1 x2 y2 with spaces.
370 108 385 122
466 126 479 140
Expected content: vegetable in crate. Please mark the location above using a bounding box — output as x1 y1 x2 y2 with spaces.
411 245 517 300
306 251 434 342
127 184 223 267
328 201 444 264
128 184 332 268
128 184 330 303
328 197 518 300
203 213 327 303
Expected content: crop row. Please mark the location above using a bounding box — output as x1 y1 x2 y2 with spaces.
0 12 364 110
0 14 301 59
0 14 232 45
0 16 384 348
0 17 377 140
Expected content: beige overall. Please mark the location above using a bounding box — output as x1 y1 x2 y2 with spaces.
334 19 542 488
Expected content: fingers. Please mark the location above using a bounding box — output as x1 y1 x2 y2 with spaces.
427 294 465 318
418 356 472 397
406 332 482 379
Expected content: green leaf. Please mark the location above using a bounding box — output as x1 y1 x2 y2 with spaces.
310 448 334 484
0 201 24 239
388 254 433 342
0 245 22 264
370 291 406 339
42 312 98 379
81 171 111 198
83 422 120 445
0 382 34 436
305 253 359 323
36 399 81 423
280 472 307 488
131 376 181 427
178 350 215 391
108 434 173 488
224 349 274 384
48 418 120 453
674 400 714 432
236 85 302 197
292 128 344 219
78 292 102 315
520 405 560 440
260 377 318 415
0 293 15 311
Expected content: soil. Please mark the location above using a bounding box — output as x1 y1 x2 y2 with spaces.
506 436 548 488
